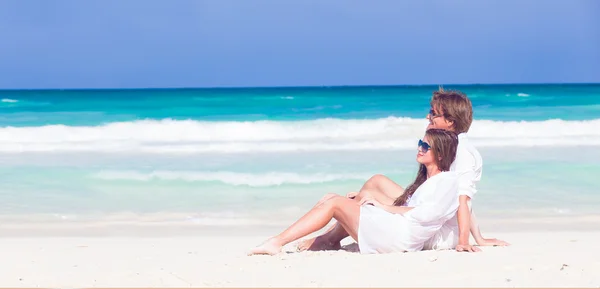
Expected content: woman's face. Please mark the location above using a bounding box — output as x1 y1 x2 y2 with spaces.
416 135 435 165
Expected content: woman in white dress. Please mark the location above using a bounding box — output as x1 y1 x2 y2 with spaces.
248 128 460 255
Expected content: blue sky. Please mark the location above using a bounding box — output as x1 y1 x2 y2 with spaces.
0 0 599 89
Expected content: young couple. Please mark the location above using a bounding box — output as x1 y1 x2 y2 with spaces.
249 89 508 256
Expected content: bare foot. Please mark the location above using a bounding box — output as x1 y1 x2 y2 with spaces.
296 237 316 251
248 238 282 256
296 236 341 252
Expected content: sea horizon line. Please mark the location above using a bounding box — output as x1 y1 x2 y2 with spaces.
1 81 599 92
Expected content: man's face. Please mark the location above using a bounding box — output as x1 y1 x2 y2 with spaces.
426 106 453 131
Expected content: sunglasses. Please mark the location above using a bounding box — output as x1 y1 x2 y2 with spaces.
418 139 431 153
429 108 444 119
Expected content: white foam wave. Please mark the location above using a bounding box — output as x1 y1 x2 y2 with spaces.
1 98 18 103
517 93 530 97
1 117 599 153
92 170 371 186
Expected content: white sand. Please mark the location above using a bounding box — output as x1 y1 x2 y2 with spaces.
1 228 599 287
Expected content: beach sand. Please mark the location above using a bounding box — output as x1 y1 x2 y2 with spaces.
1 221 599 288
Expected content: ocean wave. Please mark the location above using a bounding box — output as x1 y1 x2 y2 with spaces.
0 117 599 153
92 170 371 186
1 98 18 103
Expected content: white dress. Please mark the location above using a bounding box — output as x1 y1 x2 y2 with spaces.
423 133 483 250
357 171 459 254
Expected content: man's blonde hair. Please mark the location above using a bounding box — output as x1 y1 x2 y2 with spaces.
430 88 473 134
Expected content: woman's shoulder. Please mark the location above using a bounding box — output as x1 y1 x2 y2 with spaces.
420 171 458 187
417 171 459 196
430 171 459 185
436 171 459 179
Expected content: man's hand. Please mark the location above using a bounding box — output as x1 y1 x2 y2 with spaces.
456 244 481 253
477 238 510 247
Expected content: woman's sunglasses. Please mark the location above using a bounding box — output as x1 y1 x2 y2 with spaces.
418 139 431 153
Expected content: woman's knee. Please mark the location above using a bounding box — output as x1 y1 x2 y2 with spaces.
363 174 387 190
316 193 338 206
321 195 345 208
321 193 338 201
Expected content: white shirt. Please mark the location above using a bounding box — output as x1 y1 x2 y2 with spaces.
451 133 483 200
424 133 483 250
357 172 460 254
401 171 460 250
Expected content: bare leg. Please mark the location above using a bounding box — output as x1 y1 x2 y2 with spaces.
296 220 346 251
248 195 360 255
296 192 357 251
297 175 404 251
358 174 405 204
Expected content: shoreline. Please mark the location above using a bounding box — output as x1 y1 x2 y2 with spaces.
1 214 600 237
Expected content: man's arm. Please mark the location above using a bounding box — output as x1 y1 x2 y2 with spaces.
470 211 511 246
453 149 509 250
456 195 480 252
452 148 480 252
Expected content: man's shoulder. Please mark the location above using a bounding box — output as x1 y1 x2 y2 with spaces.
457 133 482 160
452 133 483 173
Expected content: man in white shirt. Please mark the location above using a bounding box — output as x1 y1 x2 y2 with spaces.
297 89 508 252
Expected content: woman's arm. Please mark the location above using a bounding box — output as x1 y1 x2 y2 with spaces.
380 205 415 215
402 175 459 224
358 197 414 214
362 174 459 224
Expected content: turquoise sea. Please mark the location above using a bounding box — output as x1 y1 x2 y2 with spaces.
1 84 599 229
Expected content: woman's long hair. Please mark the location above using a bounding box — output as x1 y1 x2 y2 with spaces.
393 129 459 206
